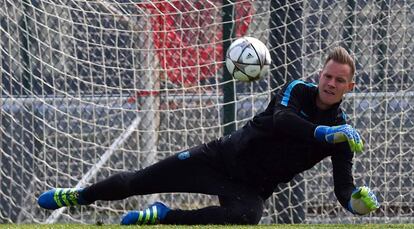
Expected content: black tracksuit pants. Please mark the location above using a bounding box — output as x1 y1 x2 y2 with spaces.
81 144 264 225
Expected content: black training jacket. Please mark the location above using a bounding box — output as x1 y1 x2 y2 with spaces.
212 79 356 209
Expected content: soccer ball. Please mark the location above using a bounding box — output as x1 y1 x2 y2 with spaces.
225 36 271 82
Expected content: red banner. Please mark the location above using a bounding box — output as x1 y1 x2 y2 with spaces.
137 1 253 86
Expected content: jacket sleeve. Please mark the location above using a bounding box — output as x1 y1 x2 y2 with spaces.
331 138 356 210
273 108 317 139
272 81 318 140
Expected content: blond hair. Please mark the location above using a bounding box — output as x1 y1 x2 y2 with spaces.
324 46 356 79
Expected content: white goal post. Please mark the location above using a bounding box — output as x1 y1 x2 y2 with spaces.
1 0 414 224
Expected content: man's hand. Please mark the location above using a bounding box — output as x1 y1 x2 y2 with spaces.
348 186 380 215
314 124 364 153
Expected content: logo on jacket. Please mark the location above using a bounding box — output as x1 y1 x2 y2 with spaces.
178 151 190 160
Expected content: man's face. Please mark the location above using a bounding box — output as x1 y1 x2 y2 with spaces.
317 60 354 109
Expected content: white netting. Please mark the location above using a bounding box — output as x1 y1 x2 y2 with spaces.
1 0 414 224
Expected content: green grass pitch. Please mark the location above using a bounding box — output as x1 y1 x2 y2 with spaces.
0 225 413 229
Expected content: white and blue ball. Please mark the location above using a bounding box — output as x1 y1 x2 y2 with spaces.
225 37 271 82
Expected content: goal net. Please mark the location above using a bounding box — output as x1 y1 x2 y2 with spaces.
1 0 414 224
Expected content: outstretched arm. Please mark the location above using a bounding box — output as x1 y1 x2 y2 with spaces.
332 144 379 215
331 143 355 209
273 108 364 153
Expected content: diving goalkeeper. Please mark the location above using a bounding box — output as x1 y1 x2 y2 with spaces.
38 46 379 225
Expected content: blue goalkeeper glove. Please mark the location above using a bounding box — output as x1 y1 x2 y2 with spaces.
314 124 364 153
348 186 380 215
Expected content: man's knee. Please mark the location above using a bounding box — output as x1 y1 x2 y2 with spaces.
226 197 264 225
227 206 263 225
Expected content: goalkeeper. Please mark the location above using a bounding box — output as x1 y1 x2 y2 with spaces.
38 46 379 225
